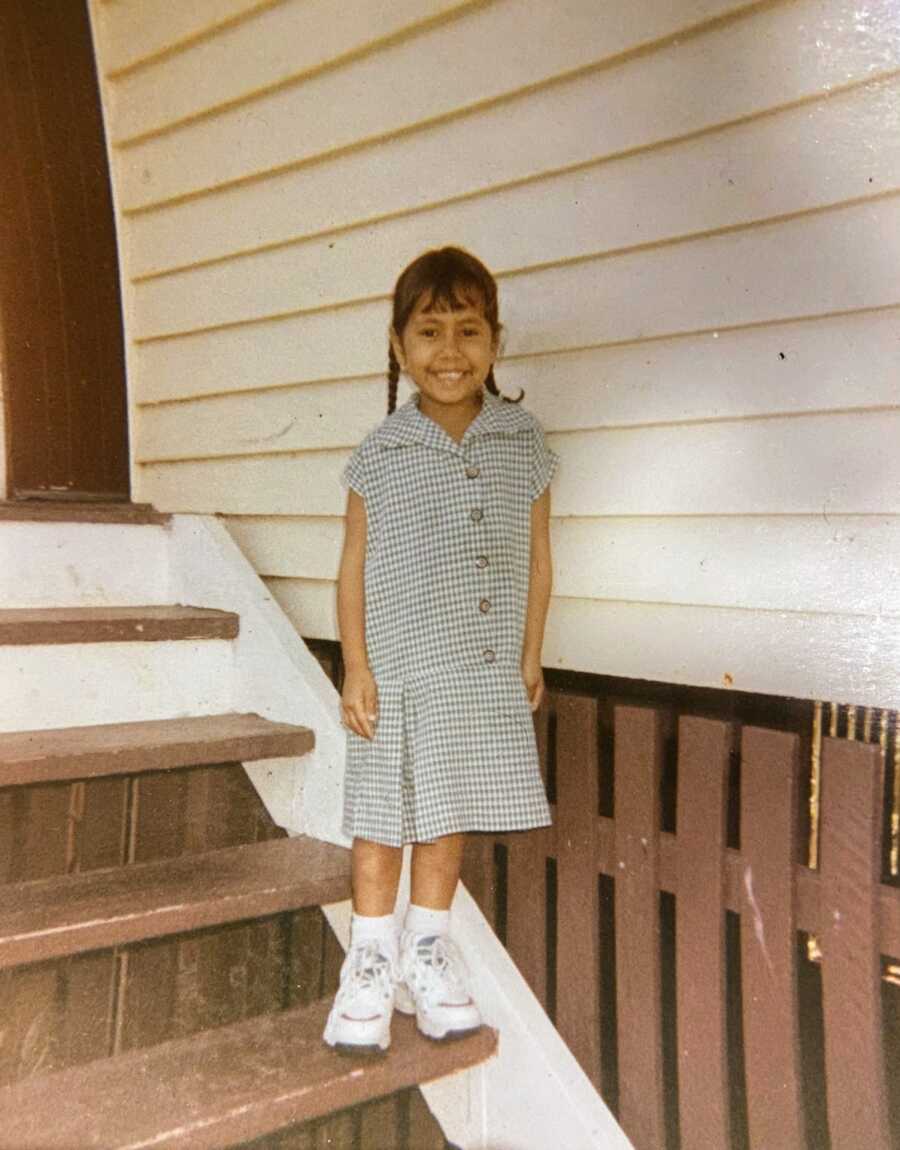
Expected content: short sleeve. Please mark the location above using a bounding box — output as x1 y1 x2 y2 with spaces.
529 422 559 501
341 441 370 499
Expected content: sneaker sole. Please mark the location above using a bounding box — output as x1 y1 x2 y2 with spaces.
329 1041 389 1057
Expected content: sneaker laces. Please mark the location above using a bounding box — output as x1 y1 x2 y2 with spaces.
406 934 472 1004
336 940 396 1012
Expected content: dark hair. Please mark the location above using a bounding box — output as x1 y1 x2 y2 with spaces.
387 246 521 414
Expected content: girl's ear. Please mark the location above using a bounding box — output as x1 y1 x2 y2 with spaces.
389 326 406 371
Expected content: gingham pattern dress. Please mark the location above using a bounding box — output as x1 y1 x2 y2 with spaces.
341 390 558 847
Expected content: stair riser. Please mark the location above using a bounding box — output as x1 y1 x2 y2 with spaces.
0 643 235 733
0 523 170 607
0 875 351 969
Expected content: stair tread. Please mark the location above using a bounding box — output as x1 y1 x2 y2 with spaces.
0 604 239 645
0 835 351 968
0 998 496 1149
0 500 169 524
0 711 315 786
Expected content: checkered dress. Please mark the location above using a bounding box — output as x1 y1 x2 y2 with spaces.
340 390 558 846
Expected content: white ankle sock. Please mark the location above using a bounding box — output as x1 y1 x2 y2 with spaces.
350 912 398 960
404 903 451 938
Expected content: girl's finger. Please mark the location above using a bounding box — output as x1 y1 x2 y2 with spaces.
342 707 366 740
352 704 374 741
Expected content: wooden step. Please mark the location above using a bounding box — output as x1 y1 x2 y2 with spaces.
0 999 496 1149
0 712 314 787
0 605 238 645
0 835 351 968
0 499 170 524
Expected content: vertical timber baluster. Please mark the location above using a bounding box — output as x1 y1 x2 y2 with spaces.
740 727 806 1149
555 693 602 1085
676 716 732 1149
506 702 552 1004
614 705 665 1149
820 737 890 1149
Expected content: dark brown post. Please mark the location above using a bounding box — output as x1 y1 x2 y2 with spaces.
820 737 890 1149
506 702 553 1003
740 727 806 1149
555 693 602 1083
614 705 665 1149
676 716 732 1149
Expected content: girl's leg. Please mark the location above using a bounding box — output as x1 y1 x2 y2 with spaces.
409 832 466 909
351 837 403 913
400 833 480 1039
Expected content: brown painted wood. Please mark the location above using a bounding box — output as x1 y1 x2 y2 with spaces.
461 834 497 928
0 835 352 968
407 1090 447 1149
0 1001 496 1150
555 692 602 1085
740 727 806 1149
0 965 60 1085
358 1094 402 1147
57 952 117 1069
9 781 71 881
613 705 666 1150
505 826 550 1004
675 716 732 1150
0 0 129 500
592 816 900 957
0 501 167 523
0 712 315 787
505 704 552 1004
819 737 891 1149
76 777 129 871
0 605 239 645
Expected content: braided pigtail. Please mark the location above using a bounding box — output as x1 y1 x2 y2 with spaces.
486 367 523 404
387 344 400 414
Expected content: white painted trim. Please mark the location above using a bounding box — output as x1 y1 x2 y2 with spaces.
165 513 350 843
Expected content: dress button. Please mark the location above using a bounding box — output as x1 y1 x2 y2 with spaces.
470 508 483 522
475 555 489 570
483 649 496 664
479 599 491 614
465 465 481 479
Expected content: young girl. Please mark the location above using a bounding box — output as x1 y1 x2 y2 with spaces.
323 247 557 1053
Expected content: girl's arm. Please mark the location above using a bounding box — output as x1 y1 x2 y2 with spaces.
521 487 553 711
337 489 378 739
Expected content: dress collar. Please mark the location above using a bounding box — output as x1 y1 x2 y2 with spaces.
374 390 531 451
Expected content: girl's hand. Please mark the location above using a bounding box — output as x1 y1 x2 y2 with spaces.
521 653 545 712
341 665 378 740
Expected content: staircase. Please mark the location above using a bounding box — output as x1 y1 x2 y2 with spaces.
0 502 495 1148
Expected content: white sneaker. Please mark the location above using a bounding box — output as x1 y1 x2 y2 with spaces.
395 932 482 1041
322 939 397 1053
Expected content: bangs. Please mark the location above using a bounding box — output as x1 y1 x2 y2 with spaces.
392 246 499 336
417 280 485 315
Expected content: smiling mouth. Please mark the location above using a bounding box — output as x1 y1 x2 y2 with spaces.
433 371 466 383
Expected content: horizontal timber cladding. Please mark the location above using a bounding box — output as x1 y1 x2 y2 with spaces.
109 0 772 211
89 0 900 709
138 409 900 517
130 79 900 340
106 0 473 142
130 195 900 403
223 513 900 618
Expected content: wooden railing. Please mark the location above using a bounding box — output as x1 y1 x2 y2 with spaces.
461 689 900 1150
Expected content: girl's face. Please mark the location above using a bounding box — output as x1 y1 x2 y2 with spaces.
390 289 497 412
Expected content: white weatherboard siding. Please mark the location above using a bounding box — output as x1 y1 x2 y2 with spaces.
89 0 900 709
